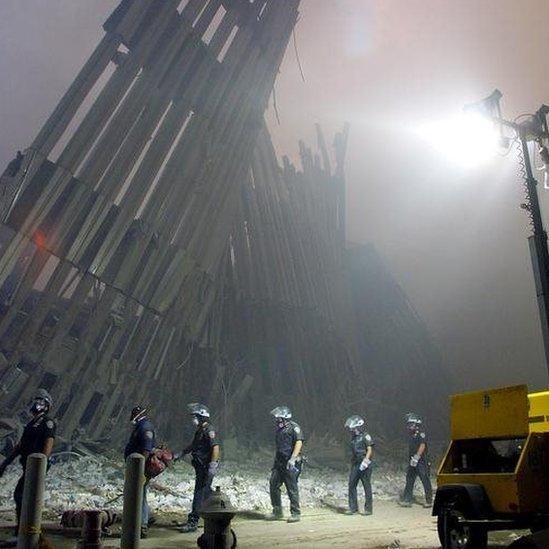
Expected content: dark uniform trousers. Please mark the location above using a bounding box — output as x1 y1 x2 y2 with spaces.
269 461 301 516
402 460 432 503
14 474 25 532
189 462 214 524
183 422 220 525
348 463 373 513
14 413 56 534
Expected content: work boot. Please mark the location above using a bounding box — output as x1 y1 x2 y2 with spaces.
398 500 412 508
140 526 148 539
423 501 432 509
287 514 301 523
180 521 198 533
363 510 373 516
266 506 284 521
344 510 358 515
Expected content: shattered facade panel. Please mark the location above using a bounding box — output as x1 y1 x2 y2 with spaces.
0 0 447 445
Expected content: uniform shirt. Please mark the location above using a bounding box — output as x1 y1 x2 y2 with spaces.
185 423 220 466
275 420 304 461
124 418 156 459
19 413 56 466
350 431 374 463
408 430 428 460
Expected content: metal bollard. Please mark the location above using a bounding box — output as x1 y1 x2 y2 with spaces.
121 453 144 549
198 487 237 549
17 453 47 549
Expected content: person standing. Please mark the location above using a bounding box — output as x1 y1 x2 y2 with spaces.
124 405 156 539
0 389 56 537
179 403 220 533
344 415 374 515
267 406 304 523
398 412 432 508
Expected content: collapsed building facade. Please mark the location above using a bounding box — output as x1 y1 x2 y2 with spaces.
0 0 448 447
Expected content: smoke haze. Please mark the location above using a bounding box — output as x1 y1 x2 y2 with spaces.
1 0 548 394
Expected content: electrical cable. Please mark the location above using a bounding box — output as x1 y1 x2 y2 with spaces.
272 85 281 125
293 21 306 83
514 113 535 123
497 133 518 157
516 139 535 229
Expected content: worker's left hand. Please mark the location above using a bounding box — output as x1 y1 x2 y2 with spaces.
208 461 219 476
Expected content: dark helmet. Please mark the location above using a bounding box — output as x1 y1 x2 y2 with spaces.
187 402 210 419
344 415 365 430
34 388 53 409
130 405 147 424
270 406 292 420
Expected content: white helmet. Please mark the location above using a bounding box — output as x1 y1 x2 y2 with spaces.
270 406 292 420
187 402 210 418
344 415 365 430
405 412 422 425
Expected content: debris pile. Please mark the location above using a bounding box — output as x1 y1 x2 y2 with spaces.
0 454 410 522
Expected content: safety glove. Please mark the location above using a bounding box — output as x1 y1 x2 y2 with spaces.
359 458 371 471
410 454 420 467
287 456 298 472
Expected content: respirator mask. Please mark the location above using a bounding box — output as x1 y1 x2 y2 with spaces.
30 398 47 415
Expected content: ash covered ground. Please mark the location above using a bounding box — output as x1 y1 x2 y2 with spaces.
0 451 417 522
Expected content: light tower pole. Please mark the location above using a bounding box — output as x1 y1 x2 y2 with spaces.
469 91 549 375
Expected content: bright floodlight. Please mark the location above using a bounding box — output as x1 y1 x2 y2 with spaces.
416 113 500 169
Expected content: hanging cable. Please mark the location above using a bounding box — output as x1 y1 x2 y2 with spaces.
516 139 535 230
272 85 281 125
293 23 306 83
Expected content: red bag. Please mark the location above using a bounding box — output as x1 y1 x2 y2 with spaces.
145 447 174 479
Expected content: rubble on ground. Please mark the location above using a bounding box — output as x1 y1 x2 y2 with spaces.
0 452 416 521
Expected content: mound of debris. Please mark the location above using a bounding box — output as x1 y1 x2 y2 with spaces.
0 452 407 522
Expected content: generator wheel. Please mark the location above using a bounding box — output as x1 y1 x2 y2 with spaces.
437 506 487 549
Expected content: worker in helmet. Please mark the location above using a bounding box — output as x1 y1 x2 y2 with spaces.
267 406 304 523
0 389 56 538
398 412 432 508
124 405 155 538
179 403 220 533
344 415 374 515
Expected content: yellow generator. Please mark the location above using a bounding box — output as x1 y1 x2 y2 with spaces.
433 385 549 549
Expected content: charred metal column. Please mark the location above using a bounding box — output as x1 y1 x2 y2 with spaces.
17 453 47 549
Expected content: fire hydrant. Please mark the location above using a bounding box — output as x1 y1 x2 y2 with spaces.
198 487 237 549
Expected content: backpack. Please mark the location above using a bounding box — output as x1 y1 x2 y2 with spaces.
145 446 174 479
